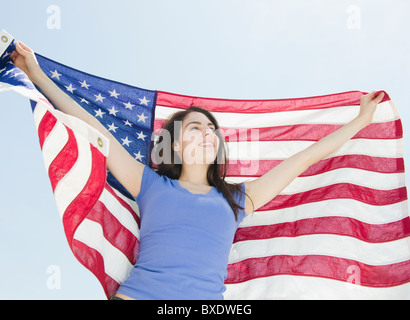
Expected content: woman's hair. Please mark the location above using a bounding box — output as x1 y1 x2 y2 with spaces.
149 106 247 221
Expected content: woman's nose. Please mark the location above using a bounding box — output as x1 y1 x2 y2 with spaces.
203 127 214 136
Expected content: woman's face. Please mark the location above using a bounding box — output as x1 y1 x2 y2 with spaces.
174 112 220 165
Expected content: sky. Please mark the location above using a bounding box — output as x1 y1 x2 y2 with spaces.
0 0 409 299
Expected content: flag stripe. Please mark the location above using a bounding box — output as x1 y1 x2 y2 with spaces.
228 234 410 266
228 169 405 195
48 127 78 192
156 90 391 113
233 216 410 244
225 155 405 177
225 254 410 287
154 119 403 141
41 120 70 174
154 101 398 128
258 184 407 210
224 275 410 299
238 199 409 227
224 139 403 160
38 111 57 149
62 144 106 241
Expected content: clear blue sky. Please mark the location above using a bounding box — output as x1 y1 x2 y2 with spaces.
0 0 409 299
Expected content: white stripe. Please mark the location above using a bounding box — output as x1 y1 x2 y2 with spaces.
47 108 110 157
155 101 397 127
238 199 409 227
228 235 410 266
225 138 403 160
73 218 133 284
226 169 406 195
33 102 48 130
41 121 69 172
53 131 93 217
99 188 140 239
224 275 410 300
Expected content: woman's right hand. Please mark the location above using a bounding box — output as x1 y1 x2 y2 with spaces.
9 41 44 84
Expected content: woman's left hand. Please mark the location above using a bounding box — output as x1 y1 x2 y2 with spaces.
357 91 385 126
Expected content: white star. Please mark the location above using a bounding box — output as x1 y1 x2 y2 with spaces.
94 109 106 118
80 98 90 104
138 96 150 106
50 69 62 80
123 101 135 110
123 119 133 127
136 131 147 141
94 93 106 103
134 151 145 162
121 136 133 147
3 69 13 77
108 89 120 98
107 123 118 133
0 67 6 74
10 72 24 78
137 113 148 123
108 106 119 116
65 83 76 93
79 80 91 89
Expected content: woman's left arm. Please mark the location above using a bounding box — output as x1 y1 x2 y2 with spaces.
243 91 385 215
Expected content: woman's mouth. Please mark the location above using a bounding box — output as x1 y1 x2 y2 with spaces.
199 142 214 148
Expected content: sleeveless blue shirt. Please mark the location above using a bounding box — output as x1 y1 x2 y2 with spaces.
116 165 246 300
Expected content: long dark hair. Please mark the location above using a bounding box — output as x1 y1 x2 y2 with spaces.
149 106 246 221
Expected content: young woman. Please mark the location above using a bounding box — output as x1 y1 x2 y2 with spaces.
10 41 385 300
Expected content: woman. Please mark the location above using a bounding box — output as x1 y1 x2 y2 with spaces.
10 41 385 300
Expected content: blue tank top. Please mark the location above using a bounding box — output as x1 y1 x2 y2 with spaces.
116 165 246 300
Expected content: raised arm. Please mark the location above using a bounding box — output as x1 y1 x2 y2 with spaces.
10 41 145 198
243 91 385 215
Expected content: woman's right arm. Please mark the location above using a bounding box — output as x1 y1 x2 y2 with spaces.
11 41 145 198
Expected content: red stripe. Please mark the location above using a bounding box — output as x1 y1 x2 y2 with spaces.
225 255 410 287
154 120 402 141
156 90 390 113
86 201 139 265
71 239 120 299
221 120 402 141
37 111 57 149
234 217 410 244
260 185 407 211
104 184 141 228
63 145 107 243
48 127 78 192
226 155 405 177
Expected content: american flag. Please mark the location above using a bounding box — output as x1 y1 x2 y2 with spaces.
1 30 409 299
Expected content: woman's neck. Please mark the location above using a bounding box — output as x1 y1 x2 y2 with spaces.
178 164 210 186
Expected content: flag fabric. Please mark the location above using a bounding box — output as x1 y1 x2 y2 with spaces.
1 30 409 299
